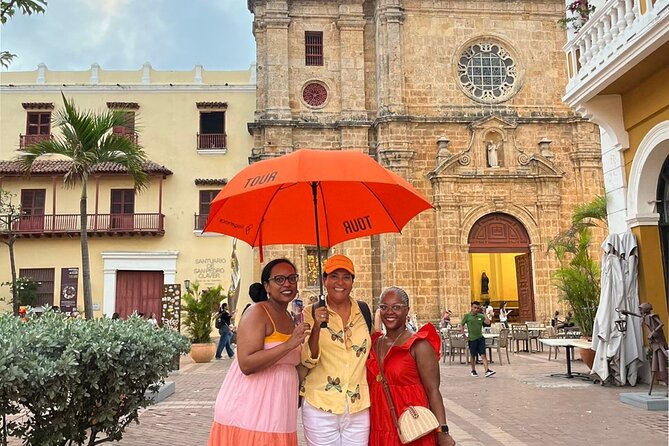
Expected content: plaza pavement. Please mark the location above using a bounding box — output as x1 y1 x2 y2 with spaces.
118 345 668 446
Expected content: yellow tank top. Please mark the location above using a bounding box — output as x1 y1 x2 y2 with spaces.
261 305 292 343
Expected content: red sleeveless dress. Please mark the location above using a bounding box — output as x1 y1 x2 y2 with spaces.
366 324 441 446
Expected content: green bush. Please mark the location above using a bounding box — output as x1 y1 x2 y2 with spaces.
0 310 190 445
548 196 606 338
182 283 225 344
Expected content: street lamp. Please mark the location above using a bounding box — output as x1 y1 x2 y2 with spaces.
614 308 627 333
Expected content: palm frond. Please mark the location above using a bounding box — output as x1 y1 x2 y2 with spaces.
572 195 607 228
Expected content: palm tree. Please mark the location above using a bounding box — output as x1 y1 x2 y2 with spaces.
19 93 148 319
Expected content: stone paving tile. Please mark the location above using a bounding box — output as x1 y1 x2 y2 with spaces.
7 350 667 445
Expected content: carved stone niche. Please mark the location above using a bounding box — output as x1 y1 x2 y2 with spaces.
458 115 521 169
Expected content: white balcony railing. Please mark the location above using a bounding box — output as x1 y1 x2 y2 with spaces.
563 0 669 106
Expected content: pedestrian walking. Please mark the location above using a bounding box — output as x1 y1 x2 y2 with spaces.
499 302 509 328
461 301 495 378
367 287 456 446
301 255 372 446
207 258 310 446
215 303 235 360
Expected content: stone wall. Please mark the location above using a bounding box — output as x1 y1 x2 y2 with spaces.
248 0 604 323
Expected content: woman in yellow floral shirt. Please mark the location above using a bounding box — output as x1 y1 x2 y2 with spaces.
301 255 371 446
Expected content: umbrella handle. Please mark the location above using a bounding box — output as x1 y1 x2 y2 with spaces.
318 295 327 329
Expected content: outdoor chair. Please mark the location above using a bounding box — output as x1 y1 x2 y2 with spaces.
492 328 511 365
510 323 532 353
526 322 544 352
440 328 450 363
544 325 560 360
448 329 468 364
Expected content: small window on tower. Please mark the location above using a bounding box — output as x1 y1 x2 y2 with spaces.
305 31 323 66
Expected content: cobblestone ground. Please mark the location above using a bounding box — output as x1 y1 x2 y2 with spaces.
69 347 669 445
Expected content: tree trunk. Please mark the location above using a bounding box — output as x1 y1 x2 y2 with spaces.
8 237 18 316
80 184 94 320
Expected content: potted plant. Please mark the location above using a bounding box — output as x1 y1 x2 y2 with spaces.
182 282 225 363
548 196 607 369
558 0 596 32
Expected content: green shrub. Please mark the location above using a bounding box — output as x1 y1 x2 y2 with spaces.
182 283 225 344
0 310 190 445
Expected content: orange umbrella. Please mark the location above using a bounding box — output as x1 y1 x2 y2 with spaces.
203 149 432 315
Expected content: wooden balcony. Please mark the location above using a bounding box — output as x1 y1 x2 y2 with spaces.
197 133 227 150
0 213 165 238
19 134 53 150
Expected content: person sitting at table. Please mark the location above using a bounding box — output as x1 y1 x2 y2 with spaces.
558 312 575 330
551 310 561 328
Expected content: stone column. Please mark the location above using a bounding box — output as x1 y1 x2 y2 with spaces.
375 0 405 115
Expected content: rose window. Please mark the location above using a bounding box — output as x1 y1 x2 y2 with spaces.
302 82 328 107
457 42 518 103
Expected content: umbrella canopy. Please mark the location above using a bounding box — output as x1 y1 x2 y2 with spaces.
203 149 432 250
591 231 644 385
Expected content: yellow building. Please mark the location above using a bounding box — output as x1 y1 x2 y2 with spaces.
0 63 256 320
562 0 669 327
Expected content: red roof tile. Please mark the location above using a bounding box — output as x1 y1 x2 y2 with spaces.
0 160 173 176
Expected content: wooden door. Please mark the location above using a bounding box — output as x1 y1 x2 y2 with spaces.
110 189 134 230
515 254 536 321
115 271 163 319
19 189 46 231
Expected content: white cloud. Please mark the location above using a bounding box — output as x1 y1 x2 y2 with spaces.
0 0 255 71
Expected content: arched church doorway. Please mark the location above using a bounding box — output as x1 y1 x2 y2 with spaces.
468 213 535 322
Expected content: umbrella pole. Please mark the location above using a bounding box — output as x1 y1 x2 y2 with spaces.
312 182 327 329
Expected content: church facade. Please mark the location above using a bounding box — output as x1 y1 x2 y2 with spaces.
247 0 604 323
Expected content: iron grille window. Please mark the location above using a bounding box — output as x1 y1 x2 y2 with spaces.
305 247 327 288
19 268 55 307
305 31 323 66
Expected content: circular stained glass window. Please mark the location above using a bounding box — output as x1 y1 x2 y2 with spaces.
302 82 328 107
457 42 518 104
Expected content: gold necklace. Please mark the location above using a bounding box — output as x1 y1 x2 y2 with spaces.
376 328 407 382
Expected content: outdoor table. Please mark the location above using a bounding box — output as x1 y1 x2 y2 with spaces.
539 338 592 380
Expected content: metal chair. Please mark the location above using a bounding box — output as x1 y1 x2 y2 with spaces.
448 329 468 364
492 328 511 365
510 323 532 353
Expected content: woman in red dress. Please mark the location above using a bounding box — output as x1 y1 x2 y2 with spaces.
366 287 456 446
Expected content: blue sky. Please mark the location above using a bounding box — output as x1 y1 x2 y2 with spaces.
1 0 256 72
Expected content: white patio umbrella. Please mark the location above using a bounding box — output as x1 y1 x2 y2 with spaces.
619 231 644 385
591 231 645 385
592 233 624 383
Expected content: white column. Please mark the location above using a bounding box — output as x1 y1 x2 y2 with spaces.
576 95 630 234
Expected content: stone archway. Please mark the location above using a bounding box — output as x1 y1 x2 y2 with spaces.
468 213 535 321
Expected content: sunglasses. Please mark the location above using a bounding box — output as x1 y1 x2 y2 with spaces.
269 274 300 285
379 304 408 312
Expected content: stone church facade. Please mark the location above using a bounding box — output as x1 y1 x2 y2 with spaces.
247 0 603 323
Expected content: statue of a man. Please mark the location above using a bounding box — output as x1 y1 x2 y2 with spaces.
487 142 499 168
622 303 668 395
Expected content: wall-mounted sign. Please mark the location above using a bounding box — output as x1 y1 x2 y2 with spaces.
193 257 226 282
60 267 79 313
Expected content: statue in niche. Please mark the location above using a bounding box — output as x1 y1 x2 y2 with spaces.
487 141 500 168
481 272 490 295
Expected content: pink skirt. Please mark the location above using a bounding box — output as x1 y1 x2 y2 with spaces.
207 342 300 446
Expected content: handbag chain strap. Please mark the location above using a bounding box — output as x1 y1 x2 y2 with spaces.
375 339 402 429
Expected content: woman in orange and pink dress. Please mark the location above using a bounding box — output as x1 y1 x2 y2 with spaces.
208 258 310 446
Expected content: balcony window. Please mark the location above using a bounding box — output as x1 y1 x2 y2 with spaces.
18 267 55 307
197 111 226 150
19 189 46 231
21 112 52 149
110 189 135 230
196 189 219 230
112 111 137 144
305 31 323 66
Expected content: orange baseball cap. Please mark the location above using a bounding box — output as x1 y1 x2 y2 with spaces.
324 254 355 275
